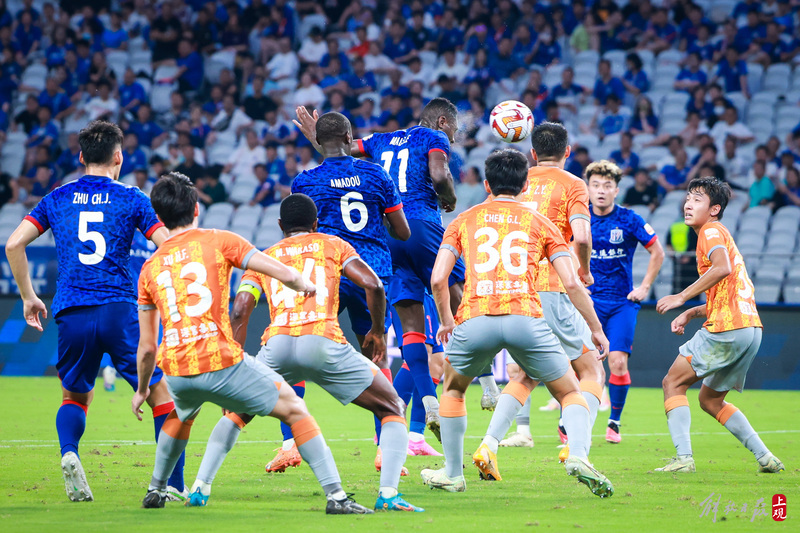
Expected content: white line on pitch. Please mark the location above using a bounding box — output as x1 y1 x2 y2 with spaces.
2 429 799 448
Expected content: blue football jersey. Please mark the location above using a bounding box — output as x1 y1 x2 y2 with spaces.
291 156 402 278
25 175 163 316
589 205 658 301
129 229 156 285
359 126 450 224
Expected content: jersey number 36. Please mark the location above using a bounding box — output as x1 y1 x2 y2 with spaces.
474 227 529 276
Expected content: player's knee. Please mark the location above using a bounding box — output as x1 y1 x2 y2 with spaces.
374 395 405 420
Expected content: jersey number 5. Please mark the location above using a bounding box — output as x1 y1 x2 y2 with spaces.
78 212 106 265
473 227 529 276
380 149 409 192
156 262 213 322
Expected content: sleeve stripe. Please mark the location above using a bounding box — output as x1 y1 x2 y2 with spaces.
357 139 365 154
24 215 44 234
428 148 447 156
241 248 258 270
549 251 571 263
144 221 165 239
440 243 460 259
644 235 658 248
706 244 727 260
138 304 157 311
568 213 591 223
384 202 403 214
342 256 359 269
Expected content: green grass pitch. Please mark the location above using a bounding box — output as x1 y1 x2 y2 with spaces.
0 377 797 532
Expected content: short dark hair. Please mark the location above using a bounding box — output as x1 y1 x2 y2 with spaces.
315 111 351 145
280 194 318 233
584 160 622 184
150 172 198 229
688 176 731 220
78 120 123 165
420 97 458 126
484 149 528 196
530 122 569 160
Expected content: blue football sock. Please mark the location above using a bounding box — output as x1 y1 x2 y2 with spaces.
281 382 306 442
154 403 185 492
409 386 426 435
56 401 86 458
609 373 631 423
393 365 414 404
402 333 436 399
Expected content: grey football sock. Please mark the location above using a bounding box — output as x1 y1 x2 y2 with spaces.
666 405 693 457
196 416 241 484
149 432 189 491
516 396 531 427
441 415 467 479
296 434 341 494
561 403 590 459
724 410 769 460
486 393 523 445
378 421 408 490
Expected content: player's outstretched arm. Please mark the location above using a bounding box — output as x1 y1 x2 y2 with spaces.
5 220 47 331
553 255 610 358
293 106 365 157
231 287 258 347
431 248 457 344
343 258 387 362
246 251 315 295
569 217 593 287
133 309 159 421
628 239 665 303
429 150 457 212
656 247 730 314
384 208 411 241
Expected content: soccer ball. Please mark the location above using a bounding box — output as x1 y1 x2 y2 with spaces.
490 100 534 143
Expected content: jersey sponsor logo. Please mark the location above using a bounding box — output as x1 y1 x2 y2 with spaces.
610 228 623 244
330 175 361 188
644 223 655 235
476 279 494 296
704 227 720 239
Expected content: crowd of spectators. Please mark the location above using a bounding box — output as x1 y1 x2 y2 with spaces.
1 0 800 218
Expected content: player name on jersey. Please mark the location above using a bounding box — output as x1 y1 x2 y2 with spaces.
72 192 111 205
484 213 522 225
330 176 361 188
275 241 321 257
389 135 410 146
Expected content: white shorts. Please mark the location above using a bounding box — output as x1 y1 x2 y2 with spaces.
539 292 596 360
680 327 762 393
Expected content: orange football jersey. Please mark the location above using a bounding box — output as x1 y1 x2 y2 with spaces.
138 229 258 377
239 232 359 345
521 166 590 293
696 221 762 332
441 198 571 325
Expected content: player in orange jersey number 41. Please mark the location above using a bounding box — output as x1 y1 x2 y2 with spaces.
420 149 614 498
131 173 373 514
655 177 784 475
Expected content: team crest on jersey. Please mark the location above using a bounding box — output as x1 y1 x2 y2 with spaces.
609 228 623 244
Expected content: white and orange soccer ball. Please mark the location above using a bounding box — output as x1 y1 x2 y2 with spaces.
490 100 534 143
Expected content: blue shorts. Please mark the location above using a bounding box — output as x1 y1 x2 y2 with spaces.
388 219 465 306
592 298 640 355
338 277 391 337
56 302 163 394
390 292 443 353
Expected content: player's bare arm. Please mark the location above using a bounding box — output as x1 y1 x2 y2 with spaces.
294 106 365 157
670 305 707 335
430 248 457 345
384 209 411 241
628 239 665 303
132 309 159 421
343 258 387 363
570 217 593 287
5 220 47 331
230 289 258 346
247 251 316 296
149 226 169 247
429 150 457 212
552 254 610 358
656 246 731 314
